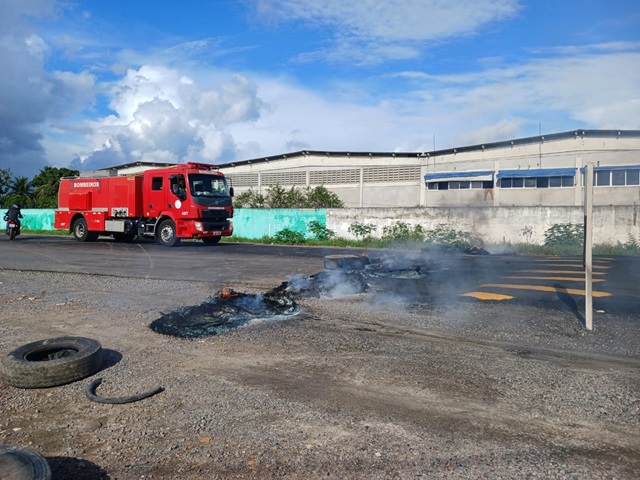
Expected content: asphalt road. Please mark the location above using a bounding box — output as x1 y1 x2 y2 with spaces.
1 234 639 315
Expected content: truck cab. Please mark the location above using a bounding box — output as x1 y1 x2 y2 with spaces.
141 163 234 246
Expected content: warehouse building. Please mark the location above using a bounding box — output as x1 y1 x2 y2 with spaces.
220 130 640 208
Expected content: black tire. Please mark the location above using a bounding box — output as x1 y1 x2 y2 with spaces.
9 226 16 240
113 232 136 242
0 337 103 389
157 219 180 247
72 218 90 242
201 236 221 245
0 445 51 480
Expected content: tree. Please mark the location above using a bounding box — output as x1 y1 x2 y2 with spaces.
304 185 344 208
0 168 12 206
5 176 35 208
234 184 345 209
234 189 266 208
31 166 79 208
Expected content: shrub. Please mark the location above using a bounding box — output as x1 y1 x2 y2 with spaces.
424 225 481 250
273 228 306 244
381 221 425 242
544 223 584 247
348 221 377 240
307 220 335 240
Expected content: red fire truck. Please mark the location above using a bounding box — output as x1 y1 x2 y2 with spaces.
54 162 234 247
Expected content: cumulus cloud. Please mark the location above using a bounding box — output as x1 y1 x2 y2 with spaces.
73 65 263 171
0 0 97 178
255 0 520 63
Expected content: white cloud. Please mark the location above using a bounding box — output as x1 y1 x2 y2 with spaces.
73 65 263 171
255 0 520 63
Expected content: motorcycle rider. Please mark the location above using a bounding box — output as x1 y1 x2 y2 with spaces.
4 203 23 236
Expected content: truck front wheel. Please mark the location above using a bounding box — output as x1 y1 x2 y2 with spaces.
72 218 98 242
157 219 181 247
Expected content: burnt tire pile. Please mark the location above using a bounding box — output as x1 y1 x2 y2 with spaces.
0 336 103 389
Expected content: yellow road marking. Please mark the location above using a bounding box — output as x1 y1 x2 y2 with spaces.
520 270 606 275
533 263 611 269
504 276 604 282
534 258 616 262
461 292 514 301
480 284 612 297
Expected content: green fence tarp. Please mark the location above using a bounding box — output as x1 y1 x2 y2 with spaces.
13 208 327 239
9 209 56 231
232 208 326 239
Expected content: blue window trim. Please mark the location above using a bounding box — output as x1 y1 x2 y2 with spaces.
579 165 640 172
496 168 576 179
424 170 493 181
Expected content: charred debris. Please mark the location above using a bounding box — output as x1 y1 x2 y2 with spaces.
150 247 483 338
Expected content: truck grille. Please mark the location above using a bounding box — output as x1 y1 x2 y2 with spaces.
202 210 229 222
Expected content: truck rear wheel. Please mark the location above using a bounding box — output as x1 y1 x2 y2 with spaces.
72 218 98 242
157 219 181 247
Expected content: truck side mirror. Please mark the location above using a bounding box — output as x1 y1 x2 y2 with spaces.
171 184 179 195
229 187 234 197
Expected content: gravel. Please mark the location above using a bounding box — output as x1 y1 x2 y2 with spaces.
0 269 639 479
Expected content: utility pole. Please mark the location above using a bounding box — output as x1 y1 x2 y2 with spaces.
583 163 594 330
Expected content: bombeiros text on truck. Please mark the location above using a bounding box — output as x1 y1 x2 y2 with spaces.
54 162 234 247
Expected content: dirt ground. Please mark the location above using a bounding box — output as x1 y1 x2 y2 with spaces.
1 268 639 479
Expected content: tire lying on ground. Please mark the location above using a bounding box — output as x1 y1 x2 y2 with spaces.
0 444 51 480
0 337 103 389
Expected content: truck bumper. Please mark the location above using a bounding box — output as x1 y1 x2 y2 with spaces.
177 220 233 238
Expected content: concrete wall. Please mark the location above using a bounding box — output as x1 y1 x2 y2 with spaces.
16 206 640 245
327 205 640 245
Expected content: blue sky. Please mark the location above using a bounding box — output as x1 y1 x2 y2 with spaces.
1 0 639 178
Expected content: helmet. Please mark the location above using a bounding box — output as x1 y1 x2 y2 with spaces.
12 203 20 209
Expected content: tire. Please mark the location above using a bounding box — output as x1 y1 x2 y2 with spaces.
0 337 103 389
0 445 51 480
72 218 90 242
202 236 221 245
9 226 16 240
157 219 181 247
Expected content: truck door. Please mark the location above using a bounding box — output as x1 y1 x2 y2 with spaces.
145 175 166 218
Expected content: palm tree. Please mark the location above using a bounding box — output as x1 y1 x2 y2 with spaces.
5 176 35 208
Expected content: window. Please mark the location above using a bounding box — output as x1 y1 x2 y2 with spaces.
152 177 163 191
499 175 573 189
595 170 610 186
549 176 562 188
427 182 437 190
587 167 640 186
425 178 493 190
612 170 626 186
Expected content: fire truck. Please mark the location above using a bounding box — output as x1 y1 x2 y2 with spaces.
54 162 234 247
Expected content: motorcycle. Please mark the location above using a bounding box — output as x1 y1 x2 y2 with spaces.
6 219 20 240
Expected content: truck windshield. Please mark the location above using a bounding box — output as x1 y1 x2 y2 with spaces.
188 174 230 198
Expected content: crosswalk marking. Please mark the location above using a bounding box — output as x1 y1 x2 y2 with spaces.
503 276 604 282
479 283 612 297
520 270 605 275
533 263 611 269
461 292 514 301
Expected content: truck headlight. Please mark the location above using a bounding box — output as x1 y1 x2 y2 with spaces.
194 222 203 232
